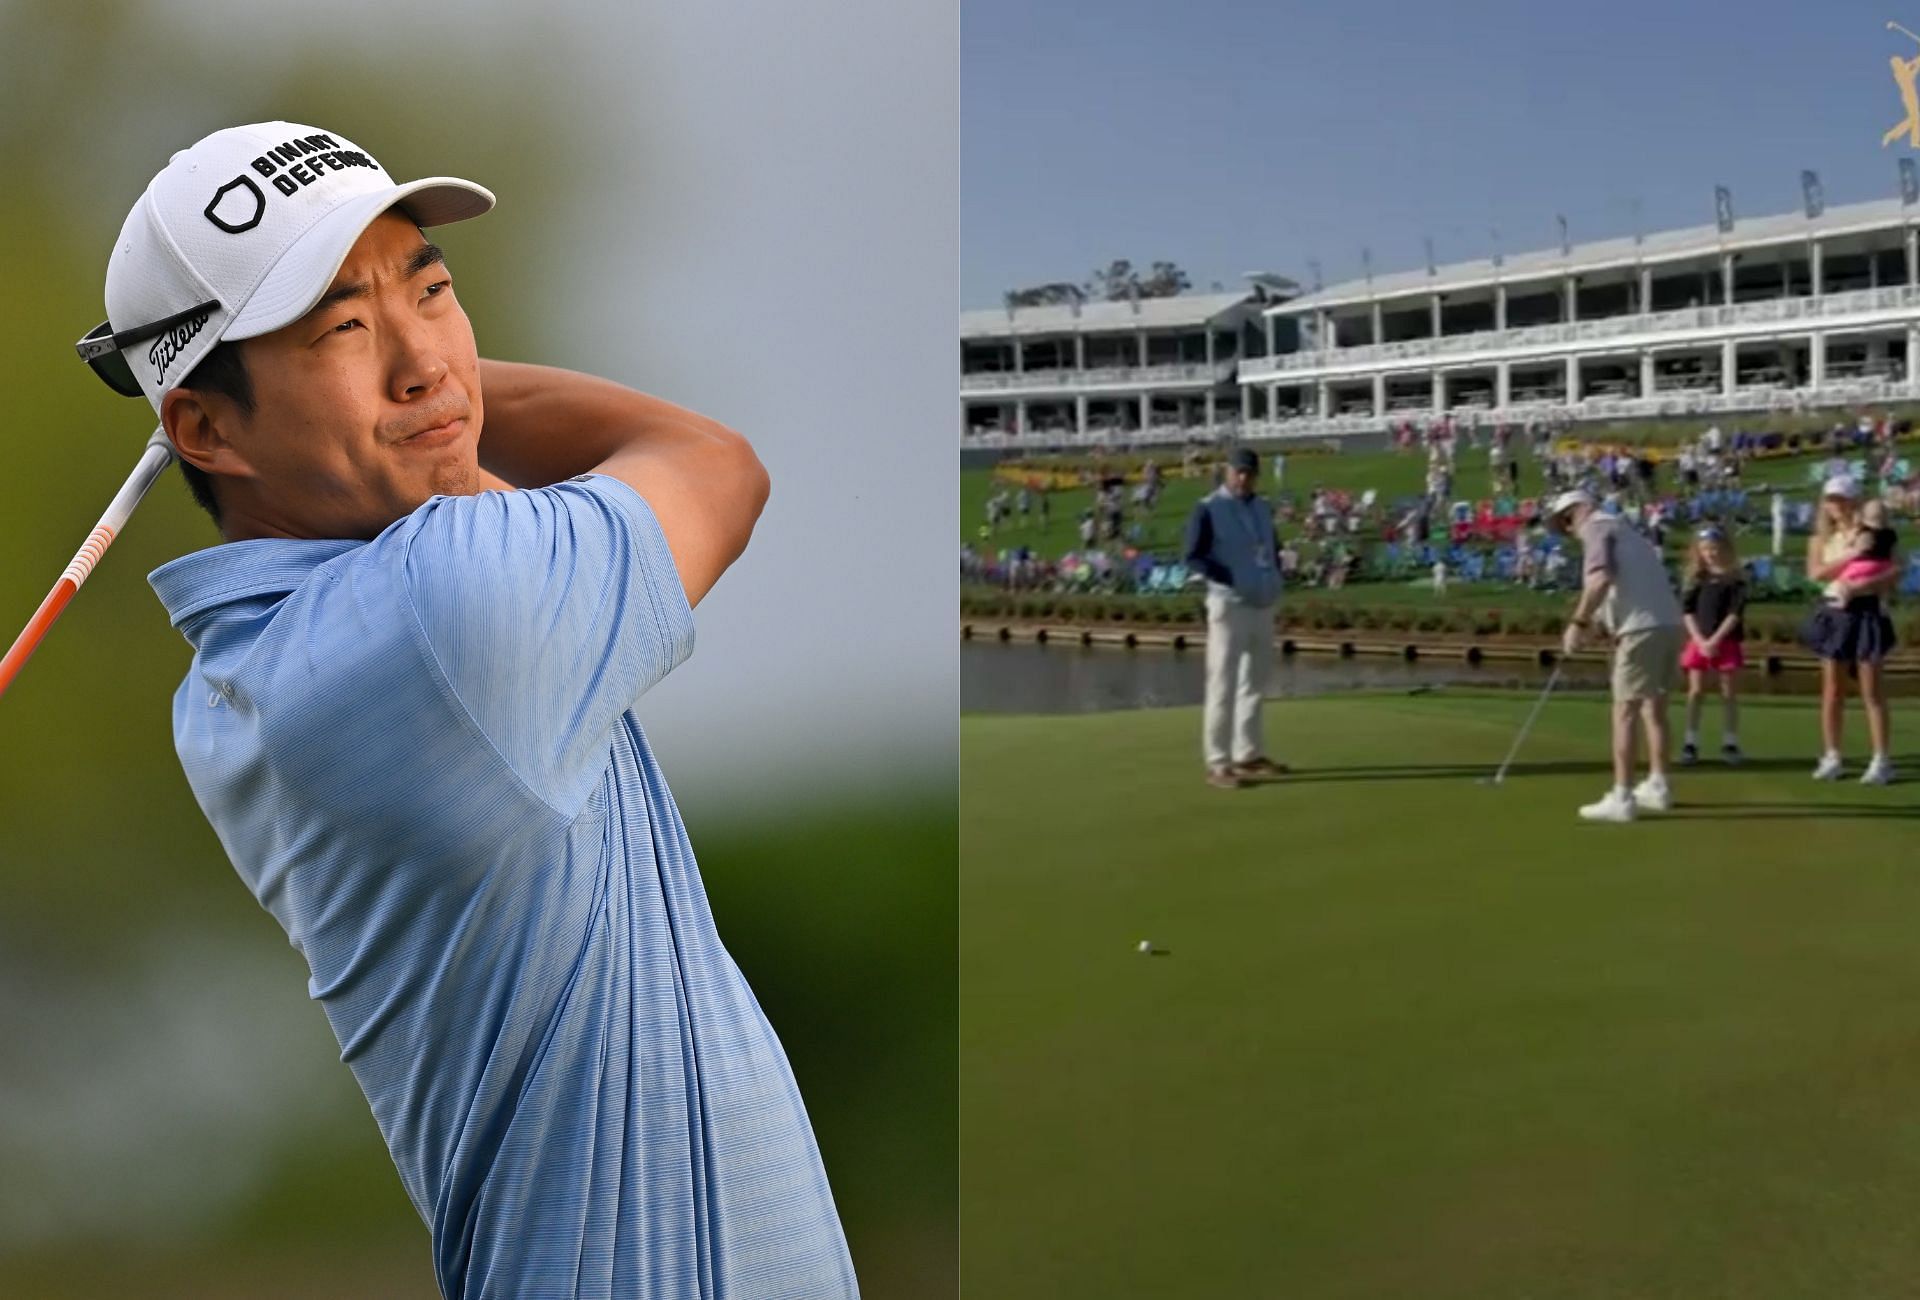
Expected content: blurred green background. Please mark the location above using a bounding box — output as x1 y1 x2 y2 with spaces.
0 2 956 1296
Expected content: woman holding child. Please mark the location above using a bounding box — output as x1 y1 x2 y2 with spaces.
1802 475 1898 784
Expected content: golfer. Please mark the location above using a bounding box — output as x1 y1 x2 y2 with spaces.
1550 490 1685 823
1185 447 1285 788
98 123 855 1297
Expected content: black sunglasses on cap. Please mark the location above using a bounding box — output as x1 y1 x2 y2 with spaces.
73 299 221 398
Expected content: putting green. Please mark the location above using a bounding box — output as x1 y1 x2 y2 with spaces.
962 691 1920 1299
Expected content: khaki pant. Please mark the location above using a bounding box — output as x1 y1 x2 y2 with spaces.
1613 625 1683 702
1205 593 1274 768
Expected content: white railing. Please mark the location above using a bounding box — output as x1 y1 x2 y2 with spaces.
960 360 1238 393
1238 284 1920 381
964 379 1918 449
963 422 1242 449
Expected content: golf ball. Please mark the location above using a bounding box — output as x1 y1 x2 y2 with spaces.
1137 940 1153 953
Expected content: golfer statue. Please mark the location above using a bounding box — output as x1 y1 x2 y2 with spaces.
100 123 856 1297
1550 489 1686 823
1184 447 1287 788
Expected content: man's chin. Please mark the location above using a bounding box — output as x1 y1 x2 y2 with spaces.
426 458 484 500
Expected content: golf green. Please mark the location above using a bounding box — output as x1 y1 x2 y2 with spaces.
962 691 1920 1299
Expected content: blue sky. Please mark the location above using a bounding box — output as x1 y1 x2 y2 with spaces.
963 0 1920 306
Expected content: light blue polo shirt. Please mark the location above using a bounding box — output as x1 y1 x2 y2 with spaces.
150 475 857 1300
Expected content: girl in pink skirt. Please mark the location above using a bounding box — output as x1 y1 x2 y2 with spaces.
1680 525 1747 765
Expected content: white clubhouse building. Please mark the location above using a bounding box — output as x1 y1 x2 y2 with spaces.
963 193 1920 448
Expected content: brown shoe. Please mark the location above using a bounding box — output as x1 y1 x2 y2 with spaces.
1206 766 1244 789
1235 757 1290 778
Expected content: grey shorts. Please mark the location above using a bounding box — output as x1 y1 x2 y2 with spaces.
1612 626 1683 702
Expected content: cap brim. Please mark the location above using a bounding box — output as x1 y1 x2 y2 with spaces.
226 177 495 340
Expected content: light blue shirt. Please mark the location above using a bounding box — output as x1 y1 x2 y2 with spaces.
150 475 856 1299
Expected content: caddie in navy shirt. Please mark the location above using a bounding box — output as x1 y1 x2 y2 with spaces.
101 122 856 1297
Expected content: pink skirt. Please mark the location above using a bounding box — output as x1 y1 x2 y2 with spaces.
1680 639 1745 673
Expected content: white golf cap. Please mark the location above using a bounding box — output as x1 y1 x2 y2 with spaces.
1546 489 1594 518
1822 474 1861 500
100 122 494 411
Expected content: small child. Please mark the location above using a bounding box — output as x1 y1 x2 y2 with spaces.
1680 525 1747 766
1826 499 1899 606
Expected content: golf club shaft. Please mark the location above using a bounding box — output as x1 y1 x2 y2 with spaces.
1491 661 1563 782
0 434 173 702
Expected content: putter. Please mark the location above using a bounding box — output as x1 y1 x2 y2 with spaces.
0 429 173 702
1480 660 1564 786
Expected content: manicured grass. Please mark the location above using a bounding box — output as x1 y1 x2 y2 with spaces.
962 693 1920 1299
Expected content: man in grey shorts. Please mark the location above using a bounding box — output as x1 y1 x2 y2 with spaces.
1550 489 1685 823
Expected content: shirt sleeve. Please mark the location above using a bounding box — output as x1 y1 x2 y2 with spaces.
399 474 695 816
1581 522 1615 580
1681 582 1700 616
1184 501 1233 586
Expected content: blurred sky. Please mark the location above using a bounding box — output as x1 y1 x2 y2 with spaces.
26 0 958 800
963 0 1918 305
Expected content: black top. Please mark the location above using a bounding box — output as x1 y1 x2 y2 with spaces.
1682 574 1747 640
1861 526 1898 563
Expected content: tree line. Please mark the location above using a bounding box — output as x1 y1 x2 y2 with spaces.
1003 259 1191 310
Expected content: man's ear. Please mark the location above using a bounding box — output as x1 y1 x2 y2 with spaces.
160 387 257 481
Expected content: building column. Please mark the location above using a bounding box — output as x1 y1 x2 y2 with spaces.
1811 242 1824 298
1908 325 1920 389
1496 362 1512 408
1205 391 1217 433
1781 248 1791 297
1722 339 1737 396
1315 308 1331 350
1264 314 1276 357
1564 275 1578 323
1137 331 1148 367
1075 394 1088 437
1908 227 1918 286
1371 300 1384 346
1138 391 1151 432
1012 340 1022 374
1268 383 1280 421
1565 355 1579 402
1015 399 1027 437
1638 266 1652 315
1205 330 1217 373
1871 251 1881 291
1639 349 1655 398
1318 381 1332 419
1373 373 1386 417
1495 284 1507 331
1430 294 1442 337
1240 383 1252 425
1432 370 1447 414
1810 334 1824 389
1721 252 1734 306
1074 334 1086 371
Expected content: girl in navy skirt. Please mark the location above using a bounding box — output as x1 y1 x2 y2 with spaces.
1802 476 1897 783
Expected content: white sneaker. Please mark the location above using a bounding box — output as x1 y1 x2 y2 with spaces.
1861 758 1896 786
1578 790 1637 823
1631 778 1673 812
1812 754 1845 781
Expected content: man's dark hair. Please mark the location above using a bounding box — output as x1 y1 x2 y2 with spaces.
174 339 254 523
